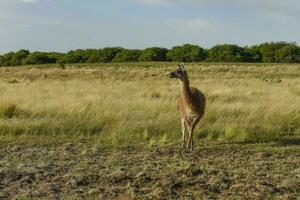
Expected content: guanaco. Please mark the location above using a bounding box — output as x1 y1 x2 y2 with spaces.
169 64 206 151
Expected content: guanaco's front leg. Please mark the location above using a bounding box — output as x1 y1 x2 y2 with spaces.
181 120 187 148
187 117 199 151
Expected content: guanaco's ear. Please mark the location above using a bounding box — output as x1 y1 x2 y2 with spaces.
181 63 185 69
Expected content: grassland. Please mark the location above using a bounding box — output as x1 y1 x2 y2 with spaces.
0 62 299 143
0 63 299 199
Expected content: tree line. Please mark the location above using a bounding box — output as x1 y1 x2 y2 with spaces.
1 42 300 66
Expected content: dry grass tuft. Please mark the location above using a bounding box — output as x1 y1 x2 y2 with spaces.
0 101 16 119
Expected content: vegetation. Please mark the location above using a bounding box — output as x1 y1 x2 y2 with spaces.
0 63 299 143
86 47 123 63
22 52 56 65
207 44 244 62
0 63 299 199
139 47 168 61
1 42 300 66
1 137 299 199
275 44 300 63
0 101 16 119
0 52 14 66
11 50 30 66
166 44 207 62
112 49 142 62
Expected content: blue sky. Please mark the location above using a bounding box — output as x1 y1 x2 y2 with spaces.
0 0 300 53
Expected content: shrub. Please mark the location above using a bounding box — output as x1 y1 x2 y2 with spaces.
0 102 16 119
0 52 14 66
243 47 262 62
22 52 56 65
139 47 168 61
47 52 65 63
1 42 300 65
207 44 245 62
275 44 300 63
58 61 66 69
167 44 207 62
87 47 123 63
59 50 88 64
11 49 30 66
113 49 142 62
86 49 102 63
257 42 289 63
59 54 85 64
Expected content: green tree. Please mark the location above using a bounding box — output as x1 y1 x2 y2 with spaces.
59 54 85 64
68 49 93 62
167 44 206 62
0 52 14 66
139 47 168 61
257 42 289 63
86 49 102 63
11 49 30 66
275 44 300 63
207 44 245 62
83 49 98 63
87 47 123 63
243 47 262 62
112 49 142 62
59 50 87 64
22 52 56 65
47 52 65 63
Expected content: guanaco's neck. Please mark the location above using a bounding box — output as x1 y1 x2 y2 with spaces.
179 73 190 100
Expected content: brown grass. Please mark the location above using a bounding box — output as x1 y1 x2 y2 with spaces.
0 101 16 119
0 63 299 143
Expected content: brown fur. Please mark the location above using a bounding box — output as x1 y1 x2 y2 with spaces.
177 87 205 122
170 64 206 151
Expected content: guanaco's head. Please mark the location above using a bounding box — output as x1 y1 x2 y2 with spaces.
169 64 186 81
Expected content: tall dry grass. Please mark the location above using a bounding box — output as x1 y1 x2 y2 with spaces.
0 101 16 119
0 63 299 144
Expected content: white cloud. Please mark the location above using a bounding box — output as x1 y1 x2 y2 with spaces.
137 0 168 5
164 18 215 33
0 0 60 34
1 0 300 53
21 0 39 3
137 0 300 19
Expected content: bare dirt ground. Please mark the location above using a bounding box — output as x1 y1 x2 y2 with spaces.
0 138 299 200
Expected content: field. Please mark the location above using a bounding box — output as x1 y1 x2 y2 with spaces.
0 63 300 199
